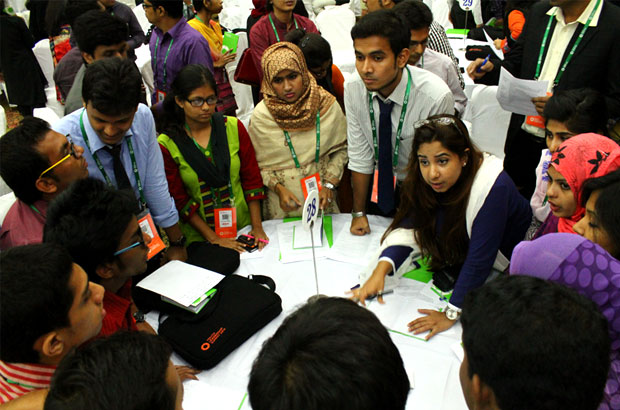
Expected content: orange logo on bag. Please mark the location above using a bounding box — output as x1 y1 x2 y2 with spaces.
200 327 226 351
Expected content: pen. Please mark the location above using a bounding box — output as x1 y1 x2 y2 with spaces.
243 234 269 244
476 54 491 73
366 290 394 301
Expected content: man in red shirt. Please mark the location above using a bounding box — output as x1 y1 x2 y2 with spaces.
44 178 152 337
0 243 105 404
0 118 89 250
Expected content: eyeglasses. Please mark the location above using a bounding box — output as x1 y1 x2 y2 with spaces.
38 135 81 179
142 3 154 9
187 96 218 107
114 233 147 256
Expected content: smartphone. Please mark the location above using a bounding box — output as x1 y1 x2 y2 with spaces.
236 234 258 252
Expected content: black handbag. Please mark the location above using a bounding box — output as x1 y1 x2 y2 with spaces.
158 274 282 369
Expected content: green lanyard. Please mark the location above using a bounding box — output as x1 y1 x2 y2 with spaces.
268 13 298 42
283 111 320 169
153 36 174 90
79 110 147 208
29 204 41 215
368 68 412 170
194 15 205 24
184 124 235 208
534 0 600 86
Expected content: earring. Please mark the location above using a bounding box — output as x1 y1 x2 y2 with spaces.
462 162 467 167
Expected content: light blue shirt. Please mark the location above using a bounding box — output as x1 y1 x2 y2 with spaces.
53 104 179 228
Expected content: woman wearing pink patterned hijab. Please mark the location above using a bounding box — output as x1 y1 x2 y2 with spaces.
534 133 620 238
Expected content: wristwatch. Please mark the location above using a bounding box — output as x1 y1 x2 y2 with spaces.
351 211 366 218
445 307 461 321
169 235 186 247
323 181 337 191
133 310 146 323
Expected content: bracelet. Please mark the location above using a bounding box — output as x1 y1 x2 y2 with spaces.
351 211 366 218
169 235 186 247
323 181 337 191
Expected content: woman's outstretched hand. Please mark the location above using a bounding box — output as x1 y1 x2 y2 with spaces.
408 309 456 340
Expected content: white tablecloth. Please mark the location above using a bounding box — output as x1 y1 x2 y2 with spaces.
146 214 469 410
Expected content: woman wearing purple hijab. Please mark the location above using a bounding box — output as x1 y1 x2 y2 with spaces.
510 233 620 410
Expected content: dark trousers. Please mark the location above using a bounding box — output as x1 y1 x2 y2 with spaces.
503 114 546 200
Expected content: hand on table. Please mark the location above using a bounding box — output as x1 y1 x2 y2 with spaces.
350 215 370 236
319 187 334 210
275 184 302 212
347 268 386 306
408 309 456 340
248 226 269 250
213 237 247 253
532 95 551 116
175 365 200 382
466 58 494 80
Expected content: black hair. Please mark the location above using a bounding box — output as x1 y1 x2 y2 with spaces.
0 244 75 363
193 0 205 12
82 57 142 116
44 331 176 410
461 275 610 410
581 169 620 258
543 88 608 135
351 9 409 59
151 0 184 18
44 177 138 282
0 117 52 204
248 297 410 410
161 64 217 137
73 10 128 57
64 0 102 26
266 0 309 15
386 114 482 272
285 29 332 69
393 0 433 31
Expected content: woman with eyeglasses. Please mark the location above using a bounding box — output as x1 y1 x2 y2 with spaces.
248 42 347 219
350 114 531 339
158 64 267 262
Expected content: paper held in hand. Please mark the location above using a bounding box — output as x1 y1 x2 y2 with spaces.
136 260 225 313
496 67 549 116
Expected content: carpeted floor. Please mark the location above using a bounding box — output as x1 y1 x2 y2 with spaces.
1 94 23 130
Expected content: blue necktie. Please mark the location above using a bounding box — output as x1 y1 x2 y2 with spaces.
377 98 395 214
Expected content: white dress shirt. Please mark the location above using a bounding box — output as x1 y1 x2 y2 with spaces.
345 65 454 180
415 48 468 113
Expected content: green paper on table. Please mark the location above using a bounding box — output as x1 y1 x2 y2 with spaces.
403 258 433 283
283 215 334 247
222 32 239 54
446 28 470 36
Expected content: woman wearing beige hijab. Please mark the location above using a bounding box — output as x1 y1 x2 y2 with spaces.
249 42 348 219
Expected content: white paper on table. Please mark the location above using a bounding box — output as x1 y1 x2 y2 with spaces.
239 249 266 260
496 67 548 116
451 341 465 363
326 223 383 265
292 220 323 248
277 222 328 263
136 260 224 307
483 28 503 60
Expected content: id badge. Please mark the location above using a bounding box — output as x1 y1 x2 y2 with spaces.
156 90 167 103
300 172 321 199
137 209 166 260
214 208 237 238
525 115 545 129
370 169 397 204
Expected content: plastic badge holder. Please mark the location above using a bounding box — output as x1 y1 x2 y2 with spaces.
222 32 239 54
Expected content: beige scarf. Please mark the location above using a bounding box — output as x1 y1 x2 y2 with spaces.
260 42 335 131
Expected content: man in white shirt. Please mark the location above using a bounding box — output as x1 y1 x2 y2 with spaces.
393 0 467 114
345 9 454 235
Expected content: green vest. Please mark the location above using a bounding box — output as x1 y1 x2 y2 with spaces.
158 117 250 245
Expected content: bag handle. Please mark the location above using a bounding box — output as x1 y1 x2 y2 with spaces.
248 274 276 292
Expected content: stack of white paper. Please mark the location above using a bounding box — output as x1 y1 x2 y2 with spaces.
136 260 225 309
277 220 328 264
326 223 383 265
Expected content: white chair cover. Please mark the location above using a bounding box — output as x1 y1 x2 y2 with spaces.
226 30 254 129
32 39 64 117
462 85 511 159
